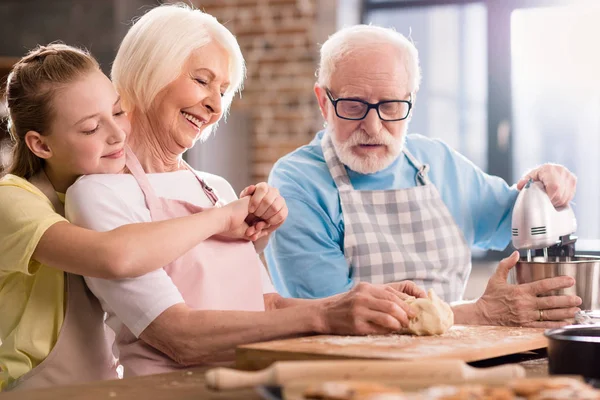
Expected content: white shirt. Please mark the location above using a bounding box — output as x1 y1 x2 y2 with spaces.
65 170 275 339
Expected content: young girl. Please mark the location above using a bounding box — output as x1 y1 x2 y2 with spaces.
0 44 279 391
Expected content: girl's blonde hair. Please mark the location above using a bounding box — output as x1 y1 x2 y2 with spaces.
5 43 99 179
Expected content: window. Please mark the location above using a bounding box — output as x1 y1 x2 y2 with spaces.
365 3 488 170
511 4 600 250
363 0 600 253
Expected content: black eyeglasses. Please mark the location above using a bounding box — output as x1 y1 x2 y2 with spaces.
325 89 412 122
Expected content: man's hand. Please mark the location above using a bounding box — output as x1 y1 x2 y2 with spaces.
516 164 577 207
475 252 581 327
317 282 418 335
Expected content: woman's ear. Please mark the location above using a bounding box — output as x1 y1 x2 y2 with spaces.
24 131 52 160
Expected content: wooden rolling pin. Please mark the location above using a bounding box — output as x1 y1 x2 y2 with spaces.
205 359 526 390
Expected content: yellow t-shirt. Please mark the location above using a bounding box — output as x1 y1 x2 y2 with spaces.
0 174 67 390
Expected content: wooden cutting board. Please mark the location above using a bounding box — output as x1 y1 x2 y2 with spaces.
236 325 547 370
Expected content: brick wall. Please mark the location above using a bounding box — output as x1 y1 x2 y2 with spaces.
0 0 338 182
189 0 336 182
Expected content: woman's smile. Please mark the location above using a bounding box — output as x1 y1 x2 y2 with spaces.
181 111 205 131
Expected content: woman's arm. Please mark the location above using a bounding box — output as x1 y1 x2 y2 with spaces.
139 283 416 366
34 198 250 279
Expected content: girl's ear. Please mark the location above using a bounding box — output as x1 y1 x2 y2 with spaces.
24 131 52 160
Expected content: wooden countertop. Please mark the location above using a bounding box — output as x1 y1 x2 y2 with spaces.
0 352 549 400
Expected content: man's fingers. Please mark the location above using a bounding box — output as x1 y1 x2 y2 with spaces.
517 168 541 189
523 320 570 329
536 295 582 310
524 276 575 295
556 174 576 206
531 307 580 321
546 182 566 208
567 175 577 203
516 176 530 190
494 251 520 282
527 164 576 207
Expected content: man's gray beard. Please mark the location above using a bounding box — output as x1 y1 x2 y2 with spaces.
326 125 405 175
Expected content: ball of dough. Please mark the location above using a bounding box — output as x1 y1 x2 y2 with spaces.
404 289 454 336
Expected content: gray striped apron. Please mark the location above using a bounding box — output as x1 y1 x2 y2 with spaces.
322 133 471 302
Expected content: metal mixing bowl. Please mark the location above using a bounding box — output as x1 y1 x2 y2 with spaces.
509 255 600 311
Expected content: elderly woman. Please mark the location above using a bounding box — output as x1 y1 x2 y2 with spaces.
65 4 426 377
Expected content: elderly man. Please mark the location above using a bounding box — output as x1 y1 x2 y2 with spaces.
265 24 580 327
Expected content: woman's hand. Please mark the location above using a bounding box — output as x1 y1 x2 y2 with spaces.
217 197 268 241
240 182 288 237
384 281 427 299
317 282 417 335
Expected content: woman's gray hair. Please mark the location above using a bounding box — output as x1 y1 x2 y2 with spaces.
112 3 245 114
317 24 421 93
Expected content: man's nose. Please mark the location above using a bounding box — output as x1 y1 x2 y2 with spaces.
360 108 382 137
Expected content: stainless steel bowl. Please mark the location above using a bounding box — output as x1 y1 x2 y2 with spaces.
509 255 600 311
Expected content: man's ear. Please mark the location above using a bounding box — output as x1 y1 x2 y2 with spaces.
314 84 330 120
24 131 53 160
407 92 417 120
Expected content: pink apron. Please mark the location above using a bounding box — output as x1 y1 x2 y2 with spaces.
116 148 266 376
6 172 118 391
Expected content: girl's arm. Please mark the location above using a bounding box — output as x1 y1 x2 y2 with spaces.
33 198 249 279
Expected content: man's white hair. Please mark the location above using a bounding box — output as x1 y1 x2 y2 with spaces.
112 3 245 115
317 24 421 93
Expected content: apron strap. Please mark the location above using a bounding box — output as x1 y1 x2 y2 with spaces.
29 170 65 217
125 145 221 209
124 145 163 211
402 148 430 186
180 160 220 206
321 132 354 191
